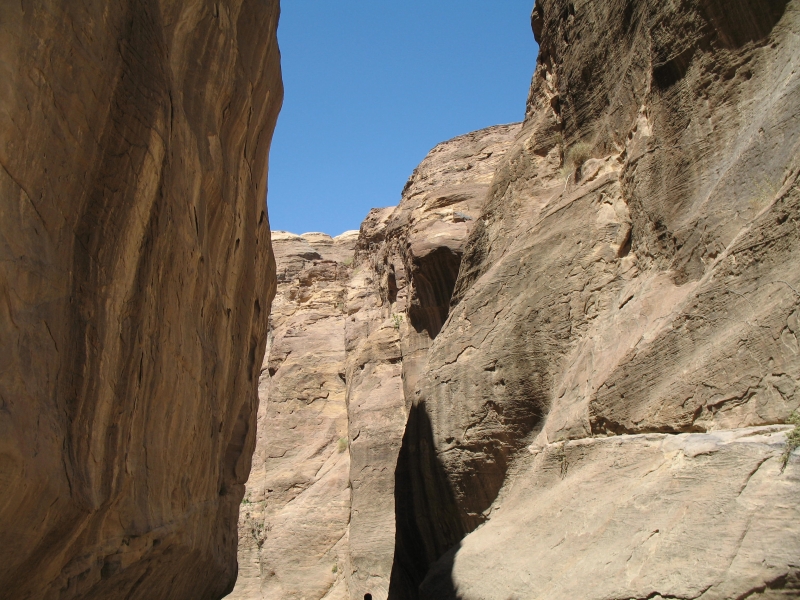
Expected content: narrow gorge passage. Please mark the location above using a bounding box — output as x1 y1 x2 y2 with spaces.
231 1 800 599
4 0 793 599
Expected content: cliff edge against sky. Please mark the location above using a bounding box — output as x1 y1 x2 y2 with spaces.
0 2 282 598
236 1 799 599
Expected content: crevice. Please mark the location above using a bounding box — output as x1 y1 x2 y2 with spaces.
388 402 465 600
733 570 800 599
407 247 463 339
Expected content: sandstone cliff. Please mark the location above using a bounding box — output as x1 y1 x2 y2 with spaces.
345 124 523 600
410 0 800 597
229 231 357 600
234 1 800 598
230 125 522 600
0 2 282 599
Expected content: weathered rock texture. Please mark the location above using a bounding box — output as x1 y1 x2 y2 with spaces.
0 2 282 599
346 124 523 600
421 426 800 600
406 0 800 597
229 231 358 600
233 0 800 598
228 126 523 600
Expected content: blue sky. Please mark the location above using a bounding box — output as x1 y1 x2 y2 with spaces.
266 1 539 236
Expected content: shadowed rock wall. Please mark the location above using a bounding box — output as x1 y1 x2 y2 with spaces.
0 2 282 598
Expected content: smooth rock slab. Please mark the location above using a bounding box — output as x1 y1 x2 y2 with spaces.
0 1 282 598
421 426 800 600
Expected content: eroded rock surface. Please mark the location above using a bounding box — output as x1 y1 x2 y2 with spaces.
0 2 282 599
228 126 522 600
229 231 358 600
421 427 800 600
407 0 800 597
345 124 522 600
232 0 800 598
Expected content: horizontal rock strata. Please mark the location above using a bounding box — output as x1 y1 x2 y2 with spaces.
0 2 282 599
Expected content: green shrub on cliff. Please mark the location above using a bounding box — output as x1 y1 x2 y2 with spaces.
781 411 800 472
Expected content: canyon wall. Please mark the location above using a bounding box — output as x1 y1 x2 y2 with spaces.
230 231 357 600
231 126 521 600
346 124 523 600
412 0 800 597
0 2 282 599
228 0 800 600
236 0 800 599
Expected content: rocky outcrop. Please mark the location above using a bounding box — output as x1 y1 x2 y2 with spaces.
0 2 282 599
229 231 357 600
421 426 800 600
405 0 800 597
232 0 800 598
228 126 522 600
345 124 523 600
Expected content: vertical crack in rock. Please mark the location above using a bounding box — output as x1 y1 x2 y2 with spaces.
228 231 358 600
388 402 465 600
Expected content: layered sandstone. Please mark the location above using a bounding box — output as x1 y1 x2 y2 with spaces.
232 0 800 598
229 231 358 600
0 2 282 599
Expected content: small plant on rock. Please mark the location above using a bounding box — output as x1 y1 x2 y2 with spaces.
251 521 272 549
337 437 348 453
564 141 592 180
781 411 800 472
391 313 403 330
251 522 264 548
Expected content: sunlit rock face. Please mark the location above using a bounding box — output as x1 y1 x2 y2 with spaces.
232 0 800 598
229 231 357 600
410 0 800 597
228 125 521 600
0 1 282 599
343 124 523 600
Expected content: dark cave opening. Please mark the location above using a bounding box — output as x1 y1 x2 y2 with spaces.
407 247 462 339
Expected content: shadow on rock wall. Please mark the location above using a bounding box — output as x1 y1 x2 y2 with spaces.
388 402 464 600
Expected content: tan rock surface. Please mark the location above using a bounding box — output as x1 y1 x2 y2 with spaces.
404 0 800 596
226 0 799 598
345 125 522 600
228 232 357 600
227 126 522 600
421 426 800 600
0 2 281 599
